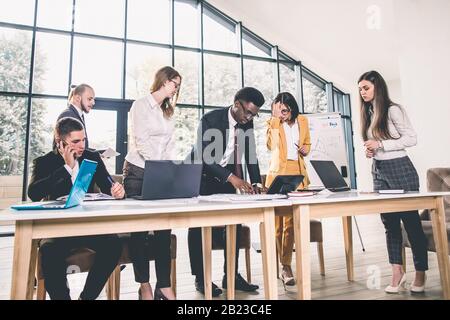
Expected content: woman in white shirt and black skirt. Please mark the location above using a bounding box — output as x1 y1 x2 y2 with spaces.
123 66 181 300
358 70 428 294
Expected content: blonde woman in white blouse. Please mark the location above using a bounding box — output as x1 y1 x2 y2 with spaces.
123 66 181 300
358 70 427 295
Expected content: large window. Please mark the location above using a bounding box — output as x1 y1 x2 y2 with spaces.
204 54 240 106
33 32 71 95
243 59 275 110
37 0 73 31
302 77 328 113
72 37 123 98
174 0 199 48
0 0 357 201
74 0 125 38
126 44 171 99
0 28 32 93
279 62 297 96
127 0 171 43
0 0 35 26
174 50 200 105
0 96 28 175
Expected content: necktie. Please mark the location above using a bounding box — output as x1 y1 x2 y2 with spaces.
233 125 243 179
81 113 89 149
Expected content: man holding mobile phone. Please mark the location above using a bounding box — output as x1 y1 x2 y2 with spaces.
27 117 125 300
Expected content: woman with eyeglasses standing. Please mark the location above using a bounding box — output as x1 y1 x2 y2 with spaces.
123 66 181 300
358 70 427 294
266 92 311 286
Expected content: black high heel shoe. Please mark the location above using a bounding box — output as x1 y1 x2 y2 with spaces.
154 288 169 300
138 288 142 300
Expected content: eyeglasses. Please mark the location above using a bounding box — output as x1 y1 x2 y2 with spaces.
280 108 291 115
169 79 181 89
238 100 259 119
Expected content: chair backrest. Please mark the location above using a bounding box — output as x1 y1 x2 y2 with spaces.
427 168 450 222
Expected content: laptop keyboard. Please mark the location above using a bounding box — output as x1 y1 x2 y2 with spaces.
42 201 66 209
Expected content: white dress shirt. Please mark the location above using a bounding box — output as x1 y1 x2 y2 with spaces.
368 105 417 160
64 161 79 184
220 107 238 167
283 119 300 160
125 94 175 169
73 104 84 120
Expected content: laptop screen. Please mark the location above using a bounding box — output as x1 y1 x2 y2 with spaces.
140 160 202 200
310 160 348 190
65 159 98 207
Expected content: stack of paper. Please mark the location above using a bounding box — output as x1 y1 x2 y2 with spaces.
287 191 315 197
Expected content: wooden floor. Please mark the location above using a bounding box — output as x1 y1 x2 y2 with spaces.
0 214 444 300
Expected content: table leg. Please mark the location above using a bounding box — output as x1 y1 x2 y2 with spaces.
10 221 38 300
293 205 311 300
430 197 450 299
259 207 278 299
201 227 212 300
342 216 354 281
226 224 236 300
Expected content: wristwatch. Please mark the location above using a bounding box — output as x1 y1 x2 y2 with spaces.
252 183 263 189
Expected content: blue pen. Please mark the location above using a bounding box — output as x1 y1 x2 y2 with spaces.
107 175 115 187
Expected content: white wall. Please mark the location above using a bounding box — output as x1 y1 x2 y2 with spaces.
352 0 450 191
393 0 450 190
208 0 450 190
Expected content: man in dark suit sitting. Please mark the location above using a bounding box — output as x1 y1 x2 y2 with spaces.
58 83 95 150
188 87 265 296
28 117 125 300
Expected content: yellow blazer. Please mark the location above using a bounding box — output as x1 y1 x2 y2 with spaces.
265 115 311 188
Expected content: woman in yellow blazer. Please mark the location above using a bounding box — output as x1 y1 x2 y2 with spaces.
266 92 311 286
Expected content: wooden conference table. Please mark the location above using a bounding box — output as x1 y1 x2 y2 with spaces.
0 197 292 300
287 191 450 300
2 191 449 300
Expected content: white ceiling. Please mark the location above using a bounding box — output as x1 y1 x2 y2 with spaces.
208 0 401 92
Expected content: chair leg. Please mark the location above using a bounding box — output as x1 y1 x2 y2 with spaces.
35 252 46 300
245 248 251 283
36 279 46 300
401 246 406 273
276 246 280 279
317 242 325 276
106 265 121 300
171 258 177 297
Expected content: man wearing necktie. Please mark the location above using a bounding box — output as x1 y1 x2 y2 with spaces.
187 87 265 296
58 84 95 150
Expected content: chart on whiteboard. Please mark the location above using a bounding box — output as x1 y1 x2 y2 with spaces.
305 113 350 187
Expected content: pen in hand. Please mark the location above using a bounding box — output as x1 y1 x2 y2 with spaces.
295 143 306 156
107 175 115 187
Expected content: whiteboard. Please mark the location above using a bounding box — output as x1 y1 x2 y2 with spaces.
304 113 350 187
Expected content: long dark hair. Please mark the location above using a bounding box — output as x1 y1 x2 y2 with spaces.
273 92 300 121
358 71 399 141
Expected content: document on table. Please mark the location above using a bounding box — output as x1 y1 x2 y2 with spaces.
199 194 287 202
57 193 116 201
100 147 120 158
378 189 405 194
